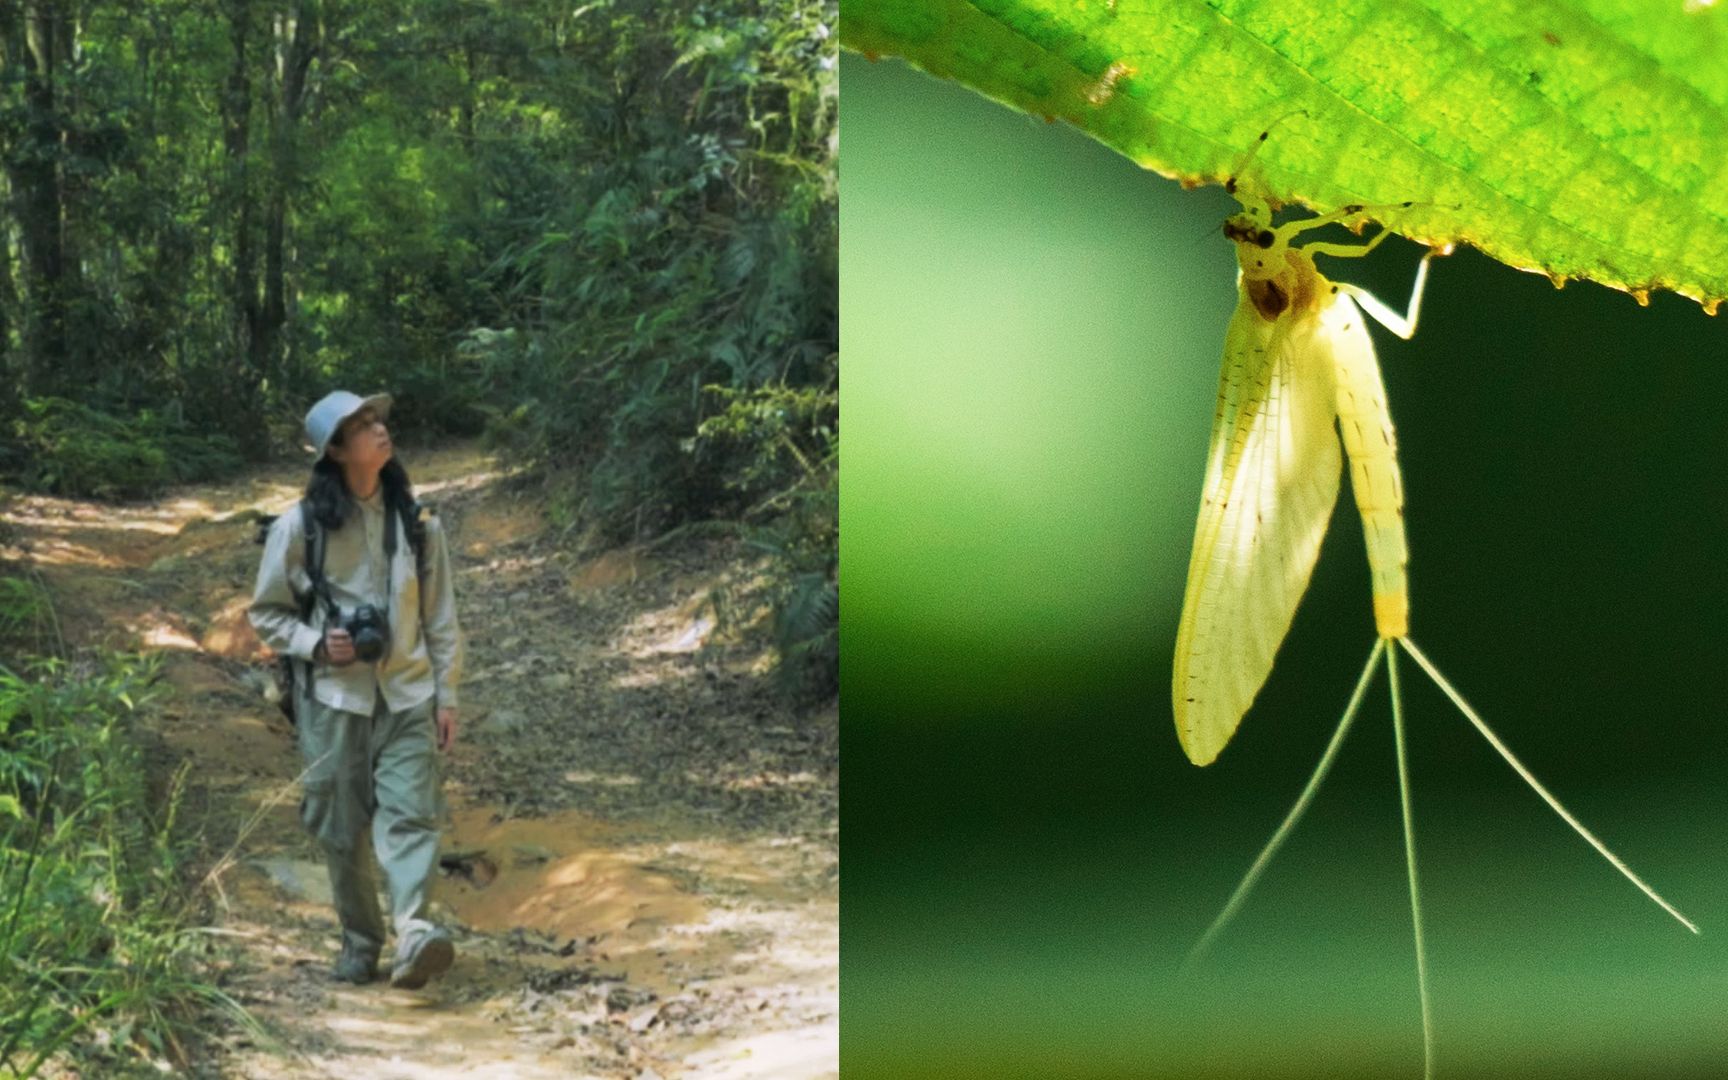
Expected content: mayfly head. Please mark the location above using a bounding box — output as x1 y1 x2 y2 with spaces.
1218 111 1308 281
1221 194 1289 284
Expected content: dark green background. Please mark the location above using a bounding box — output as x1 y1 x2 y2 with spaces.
842 53 1728 1079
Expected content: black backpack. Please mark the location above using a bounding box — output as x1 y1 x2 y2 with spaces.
254 497 428 724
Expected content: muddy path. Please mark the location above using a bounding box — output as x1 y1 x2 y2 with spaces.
2 442 837 1078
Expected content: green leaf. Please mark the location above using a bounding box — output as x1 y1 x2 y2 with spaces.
841 0 1728 311
0 794 21 820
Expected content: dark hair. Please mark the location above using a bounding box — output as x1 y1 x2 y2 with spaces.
305 432 422 575
305 457 416 529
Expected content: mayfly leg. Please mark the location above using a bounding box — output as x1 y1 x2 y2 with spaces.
1333 250 1446 342
1279 201 1417 244
1182 639 1387 970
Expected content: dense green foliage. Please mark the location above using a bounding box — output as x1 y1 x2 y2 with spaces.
5 398 244 499
461 1 838 536
695 382 836 695
0 0 837 675
0 649 234 1076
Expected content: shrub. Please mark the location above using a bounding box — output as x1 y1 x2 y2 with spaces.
0 653 237 1075
3 398 243 500
695 380 837 696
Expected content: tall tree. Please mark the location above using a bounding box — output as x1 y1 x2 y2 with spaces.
261 0 318 388
0 169 13 380
221 0 269 448
2 0 73 393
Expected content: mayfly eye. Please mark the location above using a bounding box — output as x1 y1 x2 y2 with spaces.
1256 231 1274 248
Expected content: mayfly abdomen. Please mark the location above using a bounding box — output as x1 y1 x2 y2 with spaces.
1329 299 1409 638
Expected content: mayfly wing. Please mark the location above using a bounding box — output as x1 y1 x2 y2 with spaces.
1317 289 1409 638
1172 295 1343 766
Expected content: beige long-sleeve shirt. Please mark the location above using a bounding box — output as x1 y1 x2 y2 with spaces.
249 488 463 717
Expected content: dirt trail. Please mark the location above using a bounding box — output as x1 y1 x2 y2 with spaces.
1 442 837 1078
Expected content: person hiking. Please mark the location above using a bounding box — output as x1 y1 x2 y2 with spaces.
248 390 465 989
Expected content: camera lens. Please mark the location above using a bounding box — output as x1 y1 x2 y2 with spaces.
353 628 385 662
347 605 389 663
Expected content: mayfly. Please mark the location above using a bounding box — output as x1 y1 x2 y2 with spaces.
1173 132 1698 1078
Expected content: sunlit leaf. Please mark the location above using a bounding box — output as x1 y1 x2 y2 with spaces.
842 0 1728 310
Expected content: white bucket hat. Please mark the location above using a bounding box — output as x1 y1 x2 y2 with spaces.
305 390 392 460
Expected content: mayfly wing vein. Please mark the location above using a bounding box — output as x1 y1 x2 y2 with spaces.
1171 274 1342 767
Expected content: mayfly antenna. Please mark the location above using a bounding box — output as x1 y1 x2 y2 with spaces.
1223 109 1310 196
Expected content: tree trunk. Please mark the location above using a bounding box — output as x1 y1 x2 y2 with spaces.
459 45 475 143
0 14 16 397
10 1 68 395
0 171 15 405
223 0 267 452
52 1 93 394
260 0 318 390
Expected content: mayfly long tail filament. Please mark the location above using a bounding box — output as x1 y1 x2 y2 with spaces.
1399 637 1699 935
1182 638 1386 970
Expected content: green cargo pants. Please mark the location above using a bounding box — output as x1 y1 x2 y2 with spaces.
297 689 441 958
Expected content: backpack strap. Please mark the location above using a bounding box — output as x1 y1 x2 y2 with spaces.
383 494 430 594
405 500 429 583
302 500 333 610
298 500 334 699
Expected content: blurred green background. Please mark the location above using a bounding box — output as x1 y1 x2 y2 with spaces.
842 53 1728 1080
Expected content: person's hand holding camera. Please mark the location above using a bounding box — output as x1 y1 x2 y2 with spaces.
317 627 357 666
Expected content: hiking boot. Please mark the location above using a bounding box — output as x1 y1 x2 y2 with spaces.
390 927 455 990
333 941 380 984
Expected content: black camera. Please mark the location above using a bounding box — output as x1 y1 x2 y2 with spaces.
340 604 391 663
